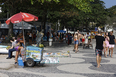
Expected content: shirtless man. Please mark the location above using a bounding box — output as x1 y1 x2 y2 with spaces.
73 30 81 52
77 30 82 45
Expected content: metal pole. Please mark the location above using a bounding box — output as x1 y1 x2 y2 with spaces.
22 22 25 48
58 20 60 30
50 24 51 37
56 23 57 32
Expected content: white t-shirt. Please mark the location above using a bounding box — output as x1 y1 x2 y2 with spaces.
14 40 17 43
12 41 16 48
29 33 32 37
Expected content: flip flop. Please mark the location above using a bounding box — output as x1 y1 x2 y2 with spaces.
75 50 79 53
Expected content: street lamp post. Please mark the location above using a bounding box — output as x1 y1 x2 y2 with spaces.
48 23 53 46
58 20 60 30
0 7 2 13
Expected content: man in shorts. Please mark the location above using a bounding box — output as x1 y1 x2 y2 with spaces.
77 30 81 50
108 31 115 57
95 31 105 68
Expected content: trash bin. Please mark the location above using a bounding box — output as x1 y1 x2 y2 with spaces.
49 38 53 46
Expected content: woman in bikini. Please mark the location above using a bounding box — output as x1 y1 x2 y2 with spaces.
14 36 24 64
103 32 109 57
82 34 85 46
73 33 79 53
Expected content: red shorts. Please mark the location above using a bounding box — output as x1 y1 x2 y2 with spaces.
82 39 85 42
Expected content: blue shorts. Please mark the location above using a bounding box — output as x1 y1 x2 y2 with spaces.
74 40 78 44
95 49 102 56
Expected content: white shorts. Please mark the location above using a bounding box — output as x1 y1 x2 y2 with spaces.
109 44 115 48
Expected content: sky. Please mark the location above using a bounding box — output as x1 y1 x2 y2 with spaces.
101 0 116 8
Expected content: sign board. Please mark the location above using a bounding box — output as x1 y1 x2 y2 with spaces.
26 47 43 62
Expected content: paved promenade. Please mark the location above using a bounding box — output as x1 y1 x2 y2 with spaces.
0 40 116 77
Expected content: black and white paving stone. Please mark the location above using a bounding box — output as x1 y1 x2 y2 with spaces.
0 42 116 77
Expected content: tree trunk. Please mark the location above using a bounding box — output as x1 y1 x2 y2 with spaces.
42 12 47 36
7 6 14 42
8 23 13 37
41 21 43 31
6 23 13 42
43 17 47 34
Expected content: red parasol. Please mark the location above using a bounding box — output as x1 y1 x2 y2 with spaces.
6 12 38 47
6 12 38 25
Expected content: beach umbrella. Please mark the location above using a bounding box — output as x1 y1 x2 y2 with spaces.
6 12 38 47
6 12 38 25
58 30 66 33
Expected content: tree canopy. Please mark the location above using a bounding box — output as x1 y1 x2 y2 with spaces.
105 5 116 27
31 0 94 12
58 0 108 30
0 0 111 35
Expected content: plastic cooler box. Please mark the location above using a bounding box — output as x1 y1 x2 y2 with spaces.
26 46 43 62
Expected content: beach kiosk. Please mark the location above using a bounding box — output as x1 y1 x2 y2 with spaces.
5 12 44 67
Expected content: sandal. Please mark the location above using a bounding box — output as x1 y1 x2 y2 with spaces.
75 50 79 53
15 62 18 65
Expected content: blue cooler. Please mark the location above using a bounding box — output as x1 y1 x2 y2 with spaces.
26 46 43 62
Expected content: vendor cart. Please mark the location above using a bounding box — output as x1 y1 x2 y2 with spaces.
19 46 43 67
25 46 43 67
83 38 93 49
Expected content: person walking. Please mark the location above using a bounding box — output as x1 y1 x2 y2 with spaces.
66 34 68 43
108 31 115 58
95 31 105 68
47 32 50 41
67 33 70 45
87 32 91 45
103 32 109 58
82 34 85 46
73 33 79 52
68 33 72 44
77 30 81 50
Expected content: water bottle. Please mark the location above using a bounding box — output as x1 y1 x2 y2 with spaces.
18 57 24 68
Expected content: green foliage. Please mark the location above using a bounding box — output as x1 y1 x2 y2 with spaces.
90 0 107 26
106 5 116 27
0 0 97 32
75 0 107 28
107 5 116 17
31 0 94 12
